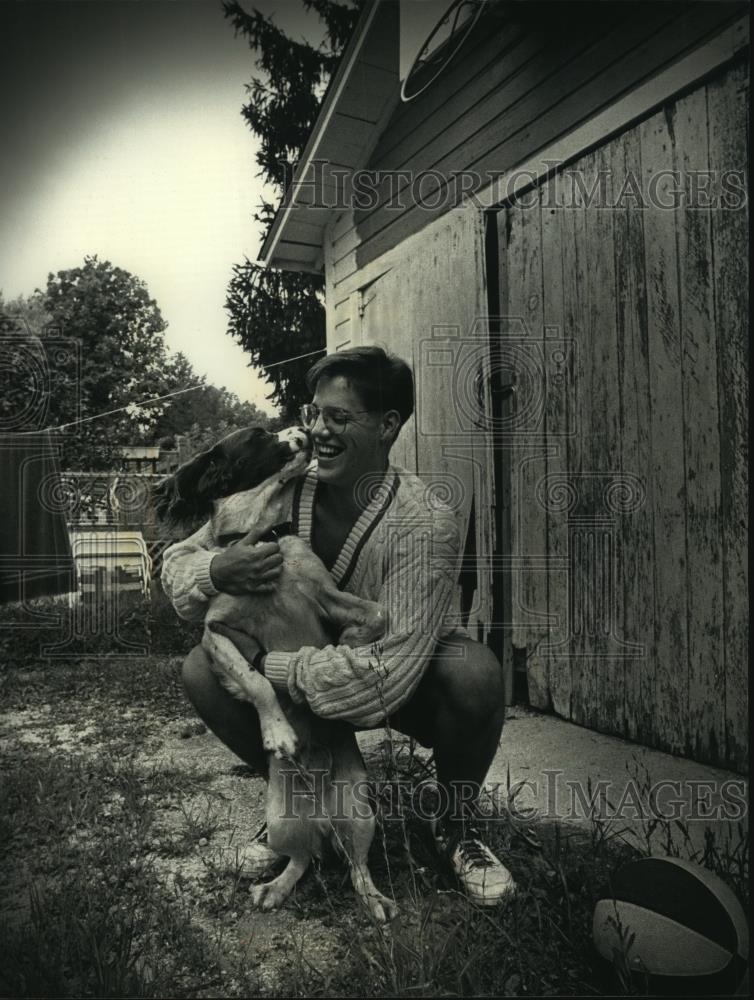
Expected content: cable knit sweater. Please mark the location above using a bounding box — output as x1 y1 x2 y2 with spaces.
161 462 468 727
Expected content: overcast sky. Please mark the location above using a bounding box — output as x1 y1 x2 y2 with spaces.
0 0 327 415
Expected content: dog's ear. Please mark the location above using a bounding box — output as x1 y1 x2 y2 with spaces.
194 453 233 503
152 447 218 523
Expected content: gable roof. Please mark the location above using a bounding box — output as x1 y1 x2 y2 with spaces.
259 0 399 273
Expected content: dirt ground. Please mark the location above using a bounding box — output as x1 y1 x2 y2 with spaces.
1 658 491 996
1 664 367 993
1 656 748 998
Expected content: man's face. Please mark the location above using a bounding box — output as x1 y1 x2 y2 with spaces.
309 374 386 494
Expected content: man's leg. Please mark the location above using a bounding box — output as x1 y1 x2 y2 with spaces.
393 635 515 904
396 635 505 817
182 643 268 775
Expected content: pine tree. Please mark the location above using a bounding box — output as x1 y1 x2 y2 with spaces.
223 0 361 420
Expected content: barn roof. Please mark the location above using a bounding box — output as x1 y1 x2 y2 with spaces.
259 0 399 274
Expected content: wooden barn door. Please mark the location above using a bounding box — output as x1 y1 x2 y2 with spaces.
496 59 748 770
354 209 501 650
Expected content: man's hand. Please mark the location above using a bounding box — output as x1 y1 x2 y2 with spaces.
209 526 283 596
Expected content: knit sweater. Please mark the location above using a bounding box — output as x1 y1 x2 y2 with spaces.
160 462 468 727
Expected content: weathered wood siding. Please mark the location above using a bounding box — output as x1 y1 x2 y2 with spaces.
497 59 748 771
329 1 745 286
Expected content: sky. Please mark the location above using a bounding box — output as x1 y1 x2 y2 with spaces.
0 0 328 415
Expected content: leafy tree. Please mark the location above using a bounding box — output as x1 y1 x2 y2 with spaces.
39 256 172 469
153 355 274 456
150 350 203 446
0 292 53 433
1 271 274 474
1 290 53 339
223 0 360 419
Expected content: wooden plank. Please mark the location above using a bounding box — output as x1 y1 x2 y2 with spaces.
560 148 591 729
326 302 353 351
357 211 489 636
540 169 573 719
496 208 516 705
673 82 727 766
331 207 358 247
269 242 321 271
330 214 364 290
589 141 623 735
331 208 352 245
472 380 497 640
640 104 689 757
503 193 551 707
610 125 656 746
324 226 337 347
462 214 496 640
282 217 329 243
413 216 482 511
565 146 622 732
335 61 398 123
325 113 390 166
358 267 416 471
357 0 399 74
334 2 741 278
708 59 749 772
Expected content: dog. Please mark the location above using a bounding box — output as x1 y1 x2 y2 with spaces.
154 426 397 922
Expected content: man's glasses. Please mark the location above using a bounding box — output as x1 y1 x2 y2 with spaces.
300 403 371 433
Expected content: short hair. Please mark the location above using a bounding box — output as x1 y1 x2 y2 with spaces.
306 346 414 426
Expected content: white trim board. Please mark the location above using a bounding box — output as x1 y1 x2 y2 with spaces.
473 14 749 210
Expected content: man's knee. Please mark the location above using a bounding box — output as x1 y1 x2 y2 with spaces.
431 638 505 719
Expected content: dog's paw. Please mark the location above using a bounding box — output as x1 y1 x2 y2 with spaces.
363 891 399 924
261 718 299 760
249 879 290 912
340 608 387 648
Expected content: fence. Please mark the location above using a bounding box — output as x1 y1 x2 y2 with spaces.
58 472 174 592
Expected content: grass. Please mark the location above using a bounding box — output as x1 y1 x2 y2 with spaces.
0 582 202 669
0 611 749 997
1 751 228 997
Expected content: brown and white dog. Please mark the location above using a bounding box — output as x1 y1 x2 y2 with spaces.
154 426 397 921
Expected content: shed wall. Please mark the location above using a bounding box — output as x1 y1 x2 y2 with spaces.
496 57 748 771
328 1 745 288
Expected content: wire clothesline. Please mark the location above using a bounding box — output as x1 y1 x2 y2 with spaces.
18 346 327 435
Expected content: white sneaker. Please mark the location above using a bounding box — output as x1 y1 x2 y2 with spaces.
435 823 517 906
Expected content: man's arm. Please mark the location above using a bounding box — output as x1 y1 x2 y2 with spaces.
161 520 219 621
263 508 462 728
161 522 283 620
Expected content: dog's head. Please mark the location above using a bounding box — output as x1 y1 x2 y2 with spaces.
153 425 310 523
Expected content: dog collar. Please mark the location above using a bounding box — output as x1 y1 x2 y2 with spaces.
257 521 294 544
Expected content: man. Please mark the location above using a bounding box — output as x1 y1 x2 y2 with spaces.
162 346 514 906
